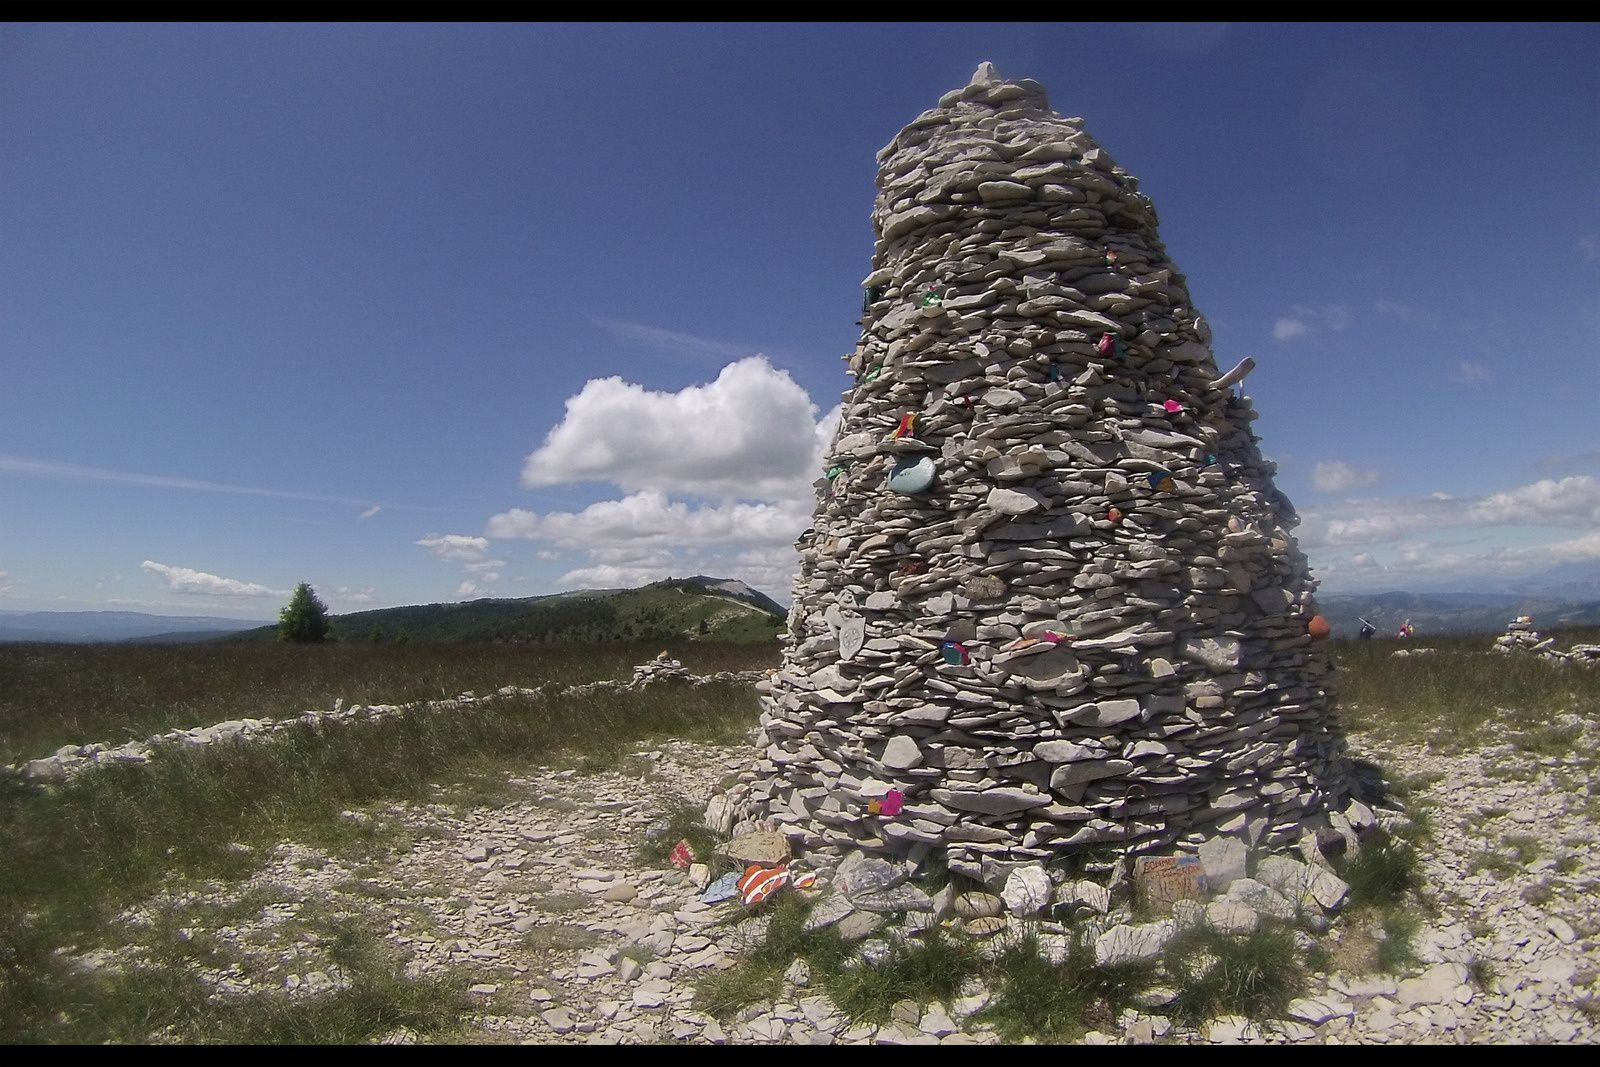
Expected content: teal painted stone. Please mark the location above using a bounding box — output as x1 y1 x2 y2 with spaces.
888 456 936 494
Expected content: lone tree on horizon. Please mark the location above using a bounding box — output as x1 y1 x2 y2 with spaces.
278 582 332 644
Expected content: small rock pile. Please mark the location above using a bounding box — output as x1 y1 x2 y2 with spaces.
733 62 1353 886
628 653 695 687
1492 617 1559 657
1491 617 1600 667
4 658 768 785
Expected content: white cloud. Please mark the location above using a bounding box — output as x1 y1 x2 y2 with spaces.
0 569 13 595
1519 530 1600 564
518 356 833 500
727 546 801 604
485 359 847 601
556 562 679 590
1452 361 1492 385
489 490 809 549
1273 317 1309 341
1313 460 1380 494
415 534 491 563
1299 475 1600 566
463 559 505 582
1323 513 1421 546
1464 476 1600 527
359 505 382 520
334 586 376 605
140 561 286 598
454 580 488 599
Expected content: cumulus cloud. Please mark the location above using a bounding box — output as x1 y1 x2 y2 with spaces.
1463 476 1600 527
484 358 845 600
140 561 286 598
556 562 679 591
415 534 491 562
1313 460 1381 494
518 356 833 500
334 586 376 605
1273 317 1309 341
489 490 809 549
455 580 490 600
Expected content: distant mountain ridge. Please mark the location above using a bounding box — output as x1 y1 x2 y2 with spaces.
229 575 786 645
16 583 1582 646
0 610 260 643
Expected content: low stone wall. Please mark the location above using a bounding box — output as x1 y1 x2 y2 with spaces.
4 656 769 786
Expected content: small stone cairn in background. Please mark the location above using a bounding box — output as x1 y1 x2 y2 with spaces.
1492 616 1600 668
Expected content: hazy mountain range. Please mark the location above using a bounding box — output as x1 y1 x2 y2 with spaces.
0 610 261 644
5 579 1598 644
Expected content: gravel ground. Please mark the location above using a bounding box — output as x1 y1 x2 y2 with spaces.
75 716 1600 1045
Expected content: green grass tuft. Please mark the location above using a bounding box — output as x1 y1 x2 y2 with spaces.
979 930 1154 1043
1163 922 1306 1028
823 925 985 1026
1336 831 1421 909
1377 909 1420 974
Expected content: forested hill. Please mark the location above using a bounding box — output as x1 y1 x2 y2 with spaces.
230 577 787 645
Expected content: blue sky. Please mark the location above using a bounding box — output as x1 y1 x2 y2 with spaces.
3 22 1598 619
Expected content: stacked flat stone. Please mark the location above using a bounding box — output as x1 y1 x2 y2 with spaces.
1491 617 1554 656
734 63 1353 886
1492 617 1600 667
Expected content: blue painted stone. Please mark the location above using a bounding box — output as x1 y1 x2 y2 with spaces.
888 456 936 495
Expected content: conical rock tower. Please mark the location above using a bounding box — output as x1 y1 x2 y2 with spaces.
737 64 1354 886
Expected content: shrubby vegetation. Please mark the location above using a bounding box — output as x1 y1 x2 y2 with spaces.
277 583 332 644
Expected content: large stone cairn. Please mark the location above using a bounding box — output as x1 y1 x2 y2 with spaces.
734 63 1354 886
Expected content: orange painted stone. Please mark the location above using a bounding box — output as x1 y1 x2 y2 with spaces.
1307 615 1332 640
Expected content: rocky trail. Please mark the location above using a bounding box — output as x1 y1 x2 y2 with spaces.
77 718 1600 1045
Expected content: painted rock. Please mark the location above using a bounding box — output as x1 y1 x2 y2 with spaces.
888 455 936 494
